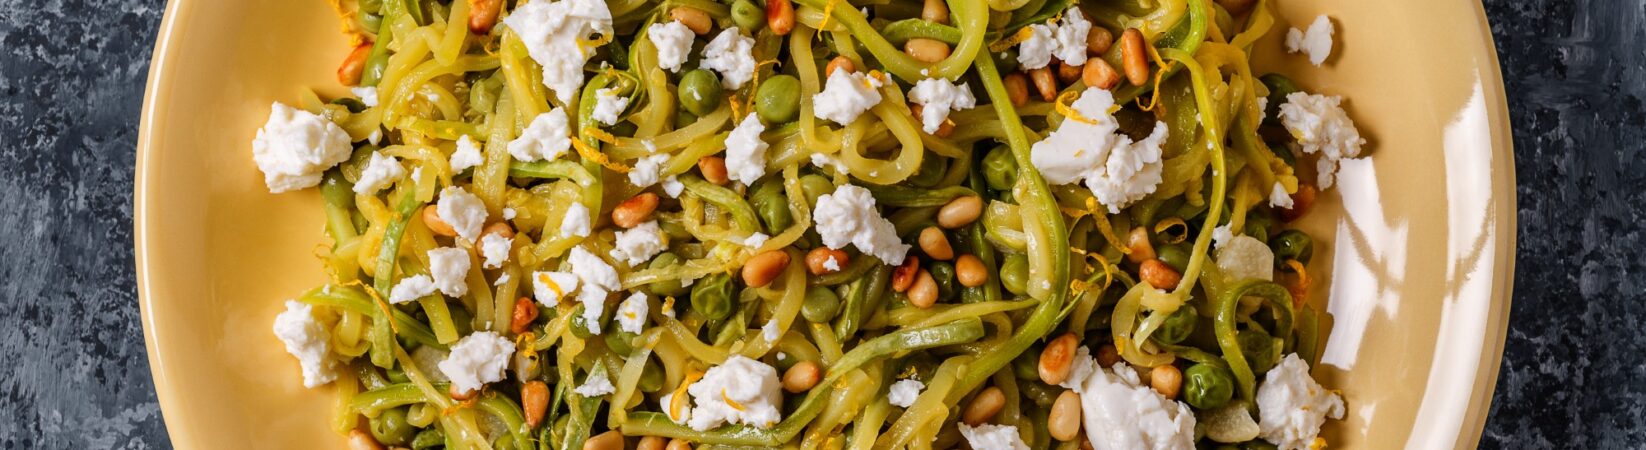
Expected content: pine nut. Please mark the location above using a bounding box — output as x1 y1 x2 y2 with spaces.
1279 184 1317 222
337 42 374 86
962 386 1005 426
468 0 503 34
1039 333 1079 385
908 270 939 309
937 195 983 229
483 222 515 240
905 38 951 64
584 431 625 450
1087 27 1114 55
1003 73 1030 107
670 7 712 35
510 297 539 335
825 56 856 77
699 156 730 185
1082 58 1121 90
638 436 668 450
1151 364 1183 399
1124 227 1156 264
891 256 921 292
1057 60 1082 84
422 206 458 237
805 247 850 275
742 250 791 288
612 192 660 228
1048 389 1083 441
348 429 385 450
918 227 954 260
782 360 822 393
1139 259 1182 290
1121 28 1150 86
955 254 988 288
922 0 950 24
1029 66 1058 102
666 439 693 450
767 0 796 35
522 381 550 428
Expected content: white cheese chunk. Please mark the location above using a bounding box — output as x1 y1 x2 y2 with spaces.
724 115 769 185
252 102 353 193
661 175 685 198
682 355 784 430
888 379 924 408
502 0 613 103
1016 24 1056 70
436 186 489 242
813 185 911 265
575 371 617 397
1285 15 1334 66
812 69 884 126
610 220 667 267
480 232 512 269
1061 346 1096 392
1079 363 1197 450
1269 182 1295 209
427 247 472 297
272 300 337 388
560 202 592 238
508 108 573 163
616 292 649 334
700 27 757 89
1278 92 1365 189
351 86 379 107
743 232 770 249
568 246 621 334
628 153 671 188
809 152 848 173
389 275 436 304
1257 354 1345 450
908 78 977 134
1029 87 1169 213
648 21 695 73
531 271 580 307
761 318 780 342
592 87 631 126
437 331 516 394
958 423 1031 450
353 152 405 194
1052 7 1092 66
450 135 484 173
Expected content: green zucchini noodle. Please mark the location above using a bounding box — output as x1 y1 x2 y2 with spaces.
259 0 1359 447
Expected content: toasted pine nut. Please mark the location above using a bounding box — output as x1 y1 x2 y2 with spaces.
1004 73 1030 107
922 0 951 24
1039 333 1079 385
1139 259 1182 290
338 42 374 87
918 227 954 260
612 192 660 228
1095 344 1122 368
805 247 850 275
1151 364 1183 399
962 386 1005 426
449 385 477 401
904 38 952 64
638 436 668 450
825 56 856 77
468 0 504 34
908 270 939 309
423 206 458 237
1279 184 1317 222
782 360 822 393
699 156 730 185
510 297 539 335
1120 28 1150 86
891 256 921 292
522 381 550 428
1048 390 1084 441
670 7 712 35
937 195 983 229
1029 67 1058 102
1057 60 1083 84
1124 227 1156 264
666 439 693 450
767 0 796 35
955 254 988 288
1082 58 1121 90
348 429 385 450
584 431 625 450
1087 27 1114 55
742 250 791 288
483 222 516 240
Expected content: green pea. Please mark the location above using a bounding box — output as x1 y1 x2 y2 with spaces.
1152 306 1197 345
644 253 690 297
1268 230 1313 265
1157 243 1191 273
569 302 614 339
799 174 835 208
755 75 802 124
995 49 1020 74
1245 210 1278 244
801 286 842 323
929 261 958 303
678 69 723 116
907 155 947 187
605 330 638 357
358 0 383 14
369 407 416 446
731 0 766 32
410 428 445 450
1239 330 1279 374
982 145 1018 191
1000 254 1030 296
1012 344 1041 380
750 178 793 233
675 109 698 128
1183 363 1235 410
690 273 736 320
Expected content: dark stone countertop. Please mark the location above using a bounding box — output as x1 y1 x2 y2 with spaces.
0 0 1639 448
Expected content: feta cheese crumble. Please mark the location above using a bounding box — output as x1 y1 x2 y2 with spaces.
508 108 573 162
1257 354 1345 450
812 69 884 126
1278 92 1365 189
1079 363 1197 450
351 86 379 107
678 355 784 430
568 246 621 334
436 186 489 242
761 318 780 342
888 379 924 408
437 331 516 394
648 21 695 73
813 185 911 265
272 300 337 388
592 87 631 126
724 115 770 185
1215 235 1275 282
1285 15 1334 66
1052 7 1092 66
743 232 770 249
480 232 511 269
427 247 472 297
1269 182 1295 209
560 202 592 238
809 152 848 173
610 220 667 266
616 292 649 334
822 256 841 271
661 176 686 197
628 153 670 188
908 78 977 134
353 152 405 195
502 0 614 103
450 135 484 173
700 27 757 89
1211 223 1234 249
575 371 617 397
389 275 436 304
958 423 1031 450
1061 346 1096 392
1030 87 1169 213
252 102 353 193
1016 24 1057 70
531 271 580 307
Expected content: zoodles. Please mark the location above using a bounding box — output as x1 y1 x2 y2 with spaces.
256 0 1365 448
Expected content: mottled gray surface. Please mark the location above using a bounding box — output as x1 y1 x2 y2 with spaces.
0 0 1639 448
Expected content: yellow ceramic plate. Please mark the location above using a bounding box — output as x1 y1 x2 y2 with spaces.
135 0 1516 448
